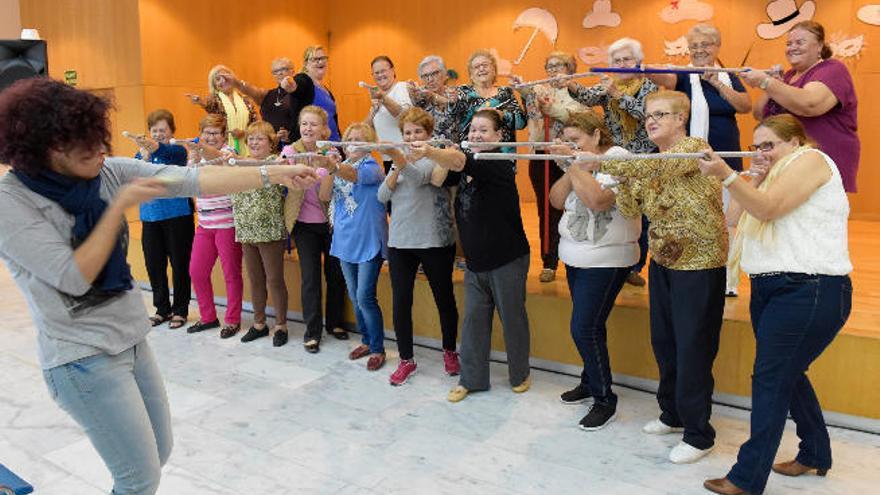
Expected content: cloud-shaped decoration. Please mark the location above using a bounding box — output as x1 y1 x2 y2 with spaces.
578 45 610 66
659 0 714 24
858 5 880 26
583 0 622 29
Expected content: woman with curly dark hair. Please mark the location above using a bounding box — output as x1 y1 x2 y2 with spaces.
0 77 317 494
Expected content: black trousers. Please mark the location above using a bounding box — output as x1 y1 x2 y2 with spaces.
528 159 563 270
292 221 346 341
388 245 459 360
648 260 725 450
141 214 195 318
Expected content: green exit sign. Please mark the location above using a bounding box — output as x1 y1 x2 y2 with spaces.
64 70 77 86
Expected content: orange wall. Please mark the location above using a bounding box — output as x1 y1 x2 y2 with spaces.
18 0 880 219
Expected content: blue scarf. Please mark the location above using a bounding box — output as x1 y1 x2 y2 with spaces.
12 169 133 294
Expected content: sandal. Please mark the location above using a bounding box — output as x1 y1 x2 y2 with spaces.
149 314 170 327
219 324 240 339
168 316 187 330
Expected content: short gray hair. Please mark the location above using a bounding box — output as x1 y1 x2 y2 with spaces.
271 57 293 69
608 38 644 64
687 24 721 46
418 55 446 76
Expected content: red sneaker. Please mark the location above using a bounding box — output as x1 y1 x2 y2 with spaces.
443 350 461 376
389 359 418 386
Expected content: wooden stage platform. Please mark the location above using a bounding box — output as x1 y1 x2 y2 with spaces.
127 202 880 423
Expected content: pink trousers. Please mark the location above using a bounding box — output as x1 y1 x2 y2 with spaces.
189 226 243 325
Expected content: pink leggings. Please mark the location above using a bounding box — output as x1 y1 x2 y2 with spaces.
189 226 243 325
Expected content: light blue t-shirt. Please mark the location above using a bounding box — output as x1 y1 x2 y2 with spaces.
329 156 388 263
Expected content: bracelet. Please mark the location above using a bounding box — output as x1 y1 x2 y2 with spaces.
759 77 771 90
721 171 738 188
259 165 271 188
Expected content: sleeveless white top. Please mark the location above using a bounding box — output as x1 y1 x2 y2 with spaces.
741 148 853 276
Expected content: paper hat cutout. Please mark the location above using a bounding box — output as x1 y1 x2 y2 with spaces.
857 5 880 26
830 33 866 60
578 44 610 65
583 0 622 28
489 48 514 76
659 0 714 24
664 36 691 58
757 0 816 40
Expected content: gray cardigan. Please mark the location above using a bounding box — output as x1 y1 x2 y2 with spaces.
0 158 200 369
377 158 454 249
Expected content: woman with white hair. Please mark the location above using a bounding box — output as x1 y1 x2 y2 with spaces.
187 65 258 155
408 54 457 141
568 38 658 286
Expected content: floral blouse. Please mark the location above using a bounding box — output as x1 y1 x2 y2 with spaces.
569 79 659 153
410 87 458 142
230 155 287 244
448 85 527 144
603 136 728 270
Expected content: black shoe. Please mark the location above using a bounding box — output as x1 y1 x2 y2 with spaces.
273 329 289 347
560 384 592 405
578 403 616 431
328 327 349 340
186 319 220 334
241 326 270 343
304 339 320 353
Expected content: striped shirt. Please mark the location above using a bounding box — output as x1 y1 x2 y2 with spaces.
191 148 235 229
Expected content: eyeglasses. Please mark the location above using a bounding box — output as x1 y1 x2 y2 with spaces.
785 39 812 49
309 56 329 63
202 131 224 137
688 41 716 51
420 69 443 80
645 111 675 122
471 62 493 71
748 141 782 152
611 56 636 66
271 67 292 75
545 62 567 72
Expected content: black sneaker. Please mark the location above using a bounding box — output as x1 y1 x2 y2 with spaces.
240 326 270 343
578 403 616 431
273 329 289 347
560 384 592 405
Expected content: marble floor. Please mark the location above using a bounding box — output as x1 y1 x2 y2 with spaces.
1 265 879 494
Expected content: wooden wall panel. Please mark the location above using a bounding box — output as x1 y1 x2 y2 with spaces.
0 0 21 38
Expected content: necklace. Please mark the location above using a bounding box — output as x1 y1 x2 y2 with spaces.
274 87 284 107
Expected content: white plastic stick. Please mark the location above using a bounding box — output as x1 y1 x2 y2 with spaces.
473 151 761 161
227 158 287 167
461 141 577 150
512 71 600 89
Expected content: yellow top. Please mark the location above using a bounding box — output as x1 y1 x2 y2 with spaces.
604 136 728 270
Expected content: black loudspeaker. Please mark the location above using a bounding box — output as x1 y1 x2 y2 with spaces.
0 39 48 91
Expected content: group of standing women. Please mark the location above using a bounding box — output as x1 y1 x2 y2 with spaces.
0 17 861 495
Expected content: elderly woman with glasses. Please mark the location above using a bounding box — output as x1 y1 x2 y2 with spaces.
447 49 527 146
602 90 728 465
741 21 859 193
408 54 458 141
569 38 659 286
511 51 588 283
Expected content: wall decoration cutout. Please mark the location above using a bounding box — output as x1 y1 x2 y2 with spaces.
829 33 867 60
757 1 816 40
583 0 622 28
512 8 558 65
489 48 514 76
664 36 691 59
578 44 610 66
858 5 880 26
659 0 714 24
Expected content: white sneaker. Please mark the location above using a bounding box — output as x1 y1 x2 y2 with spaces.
669 441 714 464
642 418 685 435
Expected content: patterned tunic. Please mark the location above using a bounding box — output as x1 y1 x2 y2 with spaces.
410 88 458 142
604 136 728 270
569 79 659 153
448 85 527 144
230 155 287 244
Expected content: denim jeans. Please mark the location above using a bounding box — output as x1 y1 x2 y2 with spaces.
727 273 852 495
566 265 630 407
340 254 385 353
42 340 172 495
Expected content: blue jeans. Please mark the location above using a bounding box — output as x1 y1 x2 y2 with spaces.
43 340 172 495
566 265 630 407
340 255 385 353
727 274 852 495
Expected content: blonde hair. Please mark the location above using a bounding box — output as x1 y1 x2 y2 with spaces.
299 105 328 126
756 114 815 147
546 51 577 74
467 49 498 81
397 107 434 136
564 111 613 148
302 45 326 69
199 113 227 134
646 90 691 116
246 121 278 148
343 122 377 142
207 64 235 95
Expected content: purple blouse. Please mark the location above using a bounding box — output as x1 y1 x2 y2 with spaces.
764 59 860 192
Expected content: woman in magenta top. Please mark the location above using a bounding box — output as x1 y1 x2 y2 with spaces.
742 21 859 192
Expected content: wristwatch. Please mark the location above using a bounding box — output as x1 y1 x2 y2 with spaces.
259 165 271 188
759 77 771 90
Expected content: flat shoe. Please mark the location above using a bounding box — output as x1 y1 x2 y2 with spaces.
703 477 747 494
771 460 828 477
348 344 370 360
328 327 349 340
304 339 320 353
219 324 240 339
240 325 270 343
187 319 220 334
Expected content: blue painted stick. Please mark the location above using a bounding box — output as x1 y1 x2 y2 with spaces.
591 66 754 75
